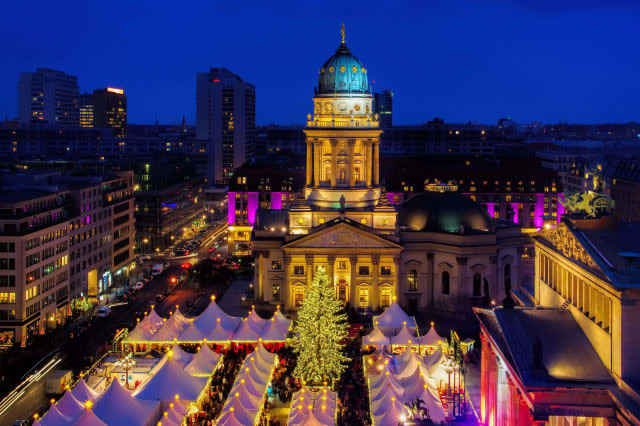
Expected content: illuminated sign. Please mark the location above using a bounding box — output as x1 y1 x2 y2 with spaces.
162 203 177 208
107 87 124 94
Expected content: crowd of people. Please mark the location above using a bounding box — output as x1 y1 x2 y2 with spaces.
259 346 299 426
337 337 371 425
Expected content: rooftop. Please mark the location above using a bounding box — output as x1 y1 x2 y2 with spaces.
0 189 57 204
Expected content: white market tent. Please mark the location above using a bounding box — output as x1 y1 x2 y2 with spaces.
71 379 101 403
39 404 71 426
373 302 416 337
133 355 209 405
165 343 194 368
419 324 444 347
126 299 291 346
93 379 160 426
72 407 108 426
365 349 447 425
288 387 336 426
55 390 84 421
184 344 222 376
390 325 418 347
150 309 192 342
216 344 277 426
362 326 390 348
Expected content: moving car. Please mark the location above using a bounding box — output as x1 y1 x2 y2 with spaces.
97 306 111 317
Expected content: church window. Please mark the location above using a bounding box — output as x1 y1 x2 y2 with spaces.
339 65 346 73
380 288 391 308
318 218 325 224
271 261 281 270
352 66 358 72
360 218 367 225
297 218 304 225
361 67 366 73
442 271 450 295
328 66 334 72
358 265 369 276
338 261 347 270
358 288 369 308
354 167 361 181
473 273 482 297
380 266 391 276
354 104 360 111
294 265 304 275
272 283 280 301
294 291 304 307
408 270 418 292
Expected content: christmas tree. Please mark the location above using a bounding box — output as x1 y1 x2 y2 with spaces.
292 267 349 385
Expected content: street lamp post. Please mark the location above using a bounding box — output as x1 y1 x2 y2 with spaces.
115 351 136 389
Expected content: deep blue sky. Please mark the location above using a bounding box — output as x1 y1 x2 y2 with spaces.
2 0 639 125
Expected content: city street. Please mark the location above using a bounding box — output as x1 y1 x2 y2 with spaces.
0 221 231 425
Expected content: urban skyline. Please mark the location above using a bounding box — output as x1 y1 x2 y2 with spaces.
2 1 640 126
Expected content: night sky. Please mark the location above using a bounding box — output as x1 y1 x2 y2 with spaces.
2 0 639 126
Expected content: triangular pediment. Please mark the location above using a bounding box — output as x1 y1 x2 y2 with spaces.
283 221 402 249
541 223 602 274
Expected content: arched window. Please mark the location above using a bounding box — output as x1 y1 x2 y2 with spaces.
473 273 482 297
442 271 450 295
504 264 511 290
408 270 418 292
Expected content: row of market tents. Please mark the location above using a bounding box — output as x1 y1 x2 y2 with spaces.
216 343 277 425
37 344 223 426
287 386 336 426
127 299 291 345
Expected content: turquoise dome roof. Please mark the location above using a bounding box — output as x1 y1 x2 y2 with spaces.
318 42 369 95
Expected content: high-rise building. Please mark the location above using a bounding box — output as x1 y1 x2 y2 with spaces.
374 90 393 127
196 68 255 184
18 68 79 127
79 93 95 128
93 87 127 138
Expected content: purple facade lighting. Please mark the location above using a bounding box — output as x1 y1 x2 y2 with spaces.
270 192 283 210
227 192 236 225
556 193 565 222
534 194 545 228
485 203 495 219
247 192 259 225
511 203 519 224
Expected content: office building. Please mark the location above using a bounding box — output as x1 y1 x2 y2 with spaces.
79 93 95 128
18 68 79 127
93 87 127 139
196 68 255 184
373 90 393 127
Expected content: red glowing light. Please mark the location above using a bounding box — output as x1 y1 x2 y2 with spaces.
212 79 220 83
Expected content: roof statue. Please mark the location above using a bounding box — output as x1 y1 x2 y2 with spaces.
341 23 345 44
560 167 614 217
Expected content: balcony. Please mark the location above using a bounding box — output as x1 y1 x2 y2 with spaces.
306 120 379 129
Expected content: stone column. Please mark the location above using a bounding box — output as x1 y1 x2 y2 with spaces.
394 256 401 302
305 255 314 289
348 139 356 187
371 255 380 310
257 251 264 302
365 140 372 187
349 256 358 307
306 140 312 186
373 140 380 186
283 255 291 310
456 257 468 298
330 139 338 187
313 141 321 186
327 255 336 296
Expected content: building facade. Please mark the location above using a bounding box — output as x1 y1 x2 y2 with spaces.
93 87 127 139
252 31 528 314
18 68 79 127
373 90 393 128
196 68 256 184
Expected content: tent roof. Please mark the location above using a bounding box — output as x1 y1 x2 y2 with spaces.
216 404 258 426
374 302 416 337
184 344 222 376
363 326 389 346
419 325 444 346
151 312 191 342
390 325 417 346
245 309 269 334
127 321 154 341
39 404 70 426
289 387 336 426
93 379 158 426
260 318 289 342
166 344 194 368
72 407 107 426
191 299 241 333
133 357 208 402
55 390 84 421
273 308 291 330
71 379 101 404
231 319 259 341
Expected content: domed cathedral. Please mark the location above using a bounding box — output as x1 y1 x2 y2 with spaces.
251 27 529 315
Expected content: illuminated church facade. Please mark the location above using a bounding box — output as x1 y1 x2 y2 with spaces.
252 29 529 313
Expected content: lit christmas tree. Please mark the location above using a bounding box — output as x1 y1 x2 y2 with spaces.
292 267 349 386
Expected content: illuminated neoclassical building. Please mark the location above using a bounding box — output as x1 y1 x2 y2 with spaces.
252 29 528 313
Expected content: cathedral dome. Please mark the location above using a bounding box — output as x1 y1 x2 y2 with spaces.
397 192 492 234
317 41 369 95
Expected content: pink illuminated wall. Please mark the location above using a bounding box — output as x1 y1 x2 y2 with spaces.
270 192 283 210
485 203 495 219
534 194 545 228
247 192 258 225
510 203 519 224
227 192 235 225
556 193 564 222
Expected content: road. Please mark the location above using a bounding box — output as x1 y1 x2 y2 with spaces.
0 220 230 425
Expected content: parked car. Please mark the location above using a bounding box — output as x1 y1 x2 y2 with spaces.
97 306 111 317
133 281 144 291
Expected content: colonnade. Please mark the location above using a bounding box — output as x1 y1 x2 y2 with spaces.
305 139 379 187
